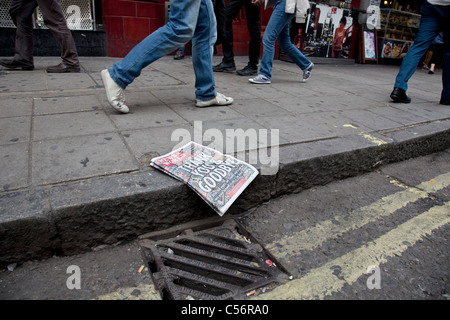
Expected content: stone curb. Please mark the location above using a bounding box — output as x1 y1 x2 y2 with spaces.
0 120 449 267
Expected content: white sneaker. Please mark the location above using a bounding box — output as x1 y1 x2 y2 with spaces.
195 92 234 107
101 69 129 114
302 63 314 82
249 74 271 84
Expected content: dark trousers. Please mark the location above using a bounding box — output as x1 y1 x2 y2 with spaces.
222 0 261 68
214 0 225 46
9 0 79 67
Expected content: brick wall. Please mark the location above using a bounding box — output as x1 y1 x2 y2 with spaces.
101 0 165 57
101 0 275 59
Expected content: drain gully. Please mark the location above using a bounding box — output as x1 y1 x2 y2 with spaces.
139 217 291 300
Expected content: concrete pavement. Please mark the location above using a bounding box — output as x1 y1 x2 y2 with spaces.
0 55 449 267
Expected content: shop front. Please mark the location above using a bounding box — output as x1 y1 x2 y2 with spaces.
280 0 425 64
100 0 275 58
378 0 423 62
288 1 354 60
0 0 426 62
0 0 106 57
0 0 270 58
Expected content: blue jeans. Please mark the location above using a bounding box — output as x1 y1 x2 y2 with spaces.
259 0 312 80
394 1 450 101
108 0 217 101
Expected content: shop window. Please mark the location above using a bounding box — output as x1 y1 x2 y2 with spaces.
0 0 96 30
35 0 95 30
0 0 15 28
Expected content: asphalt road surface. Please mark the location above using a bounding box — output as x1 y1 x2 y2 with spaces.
241 148 449 300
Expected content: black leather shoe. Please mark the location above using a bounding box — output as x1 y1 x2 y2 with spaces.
440 99 450 105
46 62 80 73
0 59 34 70
236 64 258 76
390 87 411 103
213 61 236 72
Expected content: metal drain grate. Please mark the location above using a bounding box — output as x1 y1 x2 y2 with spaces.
139 217 292 300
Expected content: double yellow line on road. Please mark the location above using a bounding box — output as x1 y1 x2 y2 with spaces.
258 173 450 299
95 173 450 300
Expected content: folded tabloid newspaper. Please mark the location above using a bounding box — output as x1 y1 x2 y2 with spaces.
150 141 259 216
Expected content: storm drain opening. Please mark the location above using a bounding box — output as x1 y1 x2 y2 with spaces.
138 217 292 300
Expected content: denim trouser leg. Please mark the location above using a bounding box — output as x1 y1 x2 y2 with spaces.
277 18 312 70
192 0 217 101
109 0 216 101
394 2 443 92
259 0 311 79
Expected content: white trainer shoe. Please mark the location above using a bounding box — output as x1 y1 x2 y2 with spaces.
195 92 234 107
248 74 271 84
101 69 129 114
302 63 314 82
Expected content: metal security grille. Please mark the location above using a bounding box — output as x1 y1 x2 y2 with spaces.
139 218 292 300
0 0 95 30
36 0 95 30
0 0 15 28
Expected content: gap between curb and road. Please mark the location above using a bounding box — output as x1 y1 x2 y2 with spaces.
1 119 449 268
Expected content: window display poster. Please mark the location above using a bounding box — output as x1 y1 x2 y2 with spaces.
381 39 412 59
363 30 376 59
300 2 352 58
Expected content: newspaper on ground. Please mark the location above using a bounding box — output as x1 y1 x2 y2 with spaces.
150 141 259 216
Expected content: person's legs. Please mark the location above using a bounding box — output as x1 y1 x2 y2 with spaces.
191 0 217 101
103 0 200 113
258 0 311 80
440 6 450 103
109 0 200 89
194 0 233 107
37 0 80 70
258 0 287 80
102 0 231 112
250 0 312 84
243 0 261 69
192 0 233 108
422 47 433 69
222 0 243 63
393 2 441 97
3 0 37 69
214 0 225 46
277 18 312 71
278 23 313 82
213 0 242 71
235 0 260 76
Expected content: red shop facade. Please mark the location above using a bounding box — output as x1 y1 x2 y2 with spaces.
0 0 274 58
101 0 274 58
